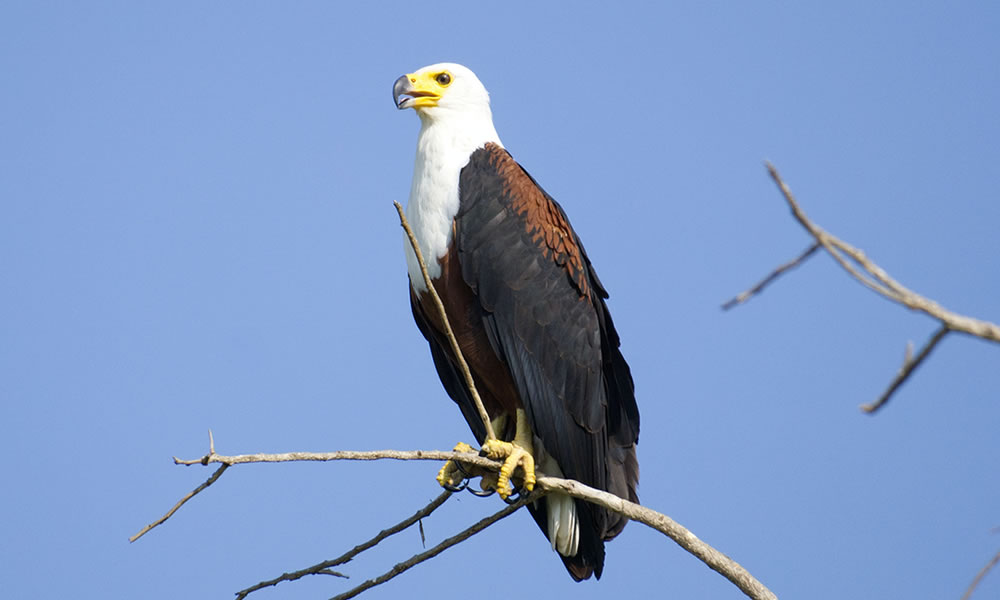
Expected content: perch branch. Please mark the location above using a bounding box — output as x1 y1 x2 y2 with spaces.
726 163 999 413
235 490 453 599
130 442 494 543
142 438 776 600
394 201 495 441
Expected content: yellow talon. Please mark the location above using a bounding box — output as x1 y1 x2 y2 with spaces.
435 410 536 498
437 442 476 488
480 438 536 498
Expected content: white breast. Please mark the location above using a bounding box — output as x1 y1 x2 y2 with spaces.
404 116 502 292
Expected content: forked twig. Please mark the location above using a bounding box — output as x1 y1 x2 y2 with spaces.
726 163 999 413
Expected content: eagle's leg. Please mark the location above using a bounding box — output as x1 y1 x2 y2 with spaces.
480 409 536 499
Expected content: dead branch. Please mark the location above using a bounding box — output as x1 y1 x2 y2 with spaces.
134 437 777 600
235 490 452 599
725 163 1000 413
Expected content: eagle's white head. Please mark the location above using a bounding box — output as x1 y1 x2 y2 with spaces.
393 62 493 123
393 63 503 290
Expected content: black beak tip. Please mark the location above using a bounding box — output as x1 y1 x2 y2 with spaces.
393 74 411 110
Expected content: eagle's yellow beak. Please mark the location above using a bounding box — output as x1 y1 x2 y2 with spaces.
393 72 444 110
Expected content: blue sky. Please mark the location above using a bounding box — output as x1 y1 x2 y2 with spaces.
2 2 998 598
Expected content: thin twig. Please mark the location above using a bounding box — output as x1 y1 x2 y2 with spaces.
394 201 495 441
861 325 950 413
960 548 1000 600
128 463 229 542
235 490 453 599
722 242 821 310
329 495 533 600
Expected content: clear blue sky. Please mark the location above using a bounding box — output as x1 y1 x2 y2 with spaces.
2 2 998 599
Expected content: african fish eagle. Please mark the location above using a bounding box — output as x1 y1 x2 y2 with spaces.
393 63 639 581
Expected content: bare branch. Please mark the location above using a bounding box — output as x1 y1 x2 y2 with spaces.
329 495 533 600
235 490 452 599
722 242 821 310
764 162 1000 343
144 442 776 600
175 448 500 470
727 163 999 413
394 201 496 441
861 325 950 413
128 463 228 543
960 548 1000 600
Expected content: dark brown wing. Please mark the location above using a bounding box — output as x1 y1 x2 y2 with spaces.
455 143 639 579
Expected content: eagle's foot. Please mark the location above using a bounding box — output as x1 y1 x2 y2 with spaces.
480 438 536 500
437 442 478 490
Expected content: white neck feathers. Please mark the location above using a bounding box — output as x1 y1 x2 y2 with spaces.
404 113 502 291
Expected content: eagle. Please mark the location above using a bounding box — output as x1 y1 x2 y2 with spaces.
393 63 639 581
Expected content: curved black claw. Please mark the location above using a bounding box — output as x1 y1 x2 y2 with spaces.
453 459 473 479
468 486 496 498
502 488 526 505
441 478 469 492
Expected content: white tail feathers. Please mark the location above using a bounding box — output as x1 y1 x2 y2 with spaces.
537 452 579 556
547 492 579 556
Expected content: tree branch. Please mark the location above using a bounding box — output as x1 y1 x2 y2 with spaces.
135 438 777 600
394 201 496 441
725 163 999 413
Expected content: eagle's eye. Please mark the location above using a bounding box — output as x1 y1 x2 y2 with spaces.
435 72 452 86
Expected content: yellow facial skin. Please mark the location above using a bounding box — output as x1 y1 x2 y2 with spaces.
394 70 453 110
